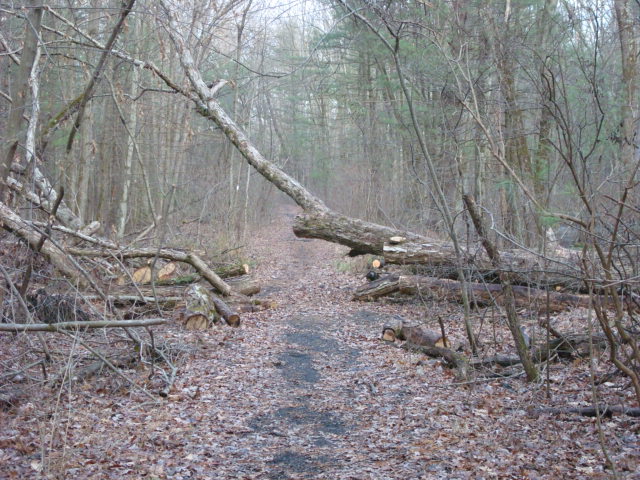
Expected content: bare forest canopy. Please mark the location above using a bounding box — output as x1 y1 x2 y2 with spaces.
0 0 639 389
0 0 637 275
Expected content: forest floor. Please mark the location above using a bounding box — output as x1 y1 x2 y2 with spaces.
1 204 639 479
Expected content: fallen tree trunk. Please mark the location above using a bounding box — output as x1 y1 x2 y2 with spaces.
293 211 584 289
178 284 220 330
354 275 629 313
67 245 231 295
157 6 591 292
0 201 86 286
9 163 84 229
470 334 609 367
530 406 640 418
402 343 470 380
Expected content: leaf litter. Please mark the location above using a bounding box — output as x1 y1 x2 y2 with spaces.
0 205 638 479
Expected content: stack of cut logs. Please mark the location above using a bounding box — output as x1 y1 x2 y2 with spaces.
121 260 275 330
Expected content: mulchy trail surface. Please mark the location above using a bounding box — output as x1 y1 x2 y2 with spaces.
1 205 639 479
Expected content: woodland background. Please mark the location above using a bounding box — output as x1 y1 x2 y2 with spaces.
1 0 639 477
3 0 637 246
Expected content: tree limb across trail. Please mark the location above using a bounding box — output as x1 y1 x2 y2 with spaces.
157 4 587 292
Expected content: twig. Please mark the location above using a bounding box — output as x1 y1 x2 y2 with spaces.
57 329 157 402
0 264 51 361
19 186 65 297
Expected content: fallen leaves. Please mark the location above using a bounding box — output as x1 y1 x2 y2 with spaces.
0 206 639 478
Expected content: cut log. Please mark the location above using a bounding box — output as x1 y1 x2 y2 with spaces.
132 265 152 284
216 263 250 278
66 244 231 295
157 262 177 281
179 284 219 330
382 322 450 348
225 276 260 296
371 258 384 269
354 275 630 313
180 311 211 330
210 294 240 327
124 262 177 285
389 236 406 245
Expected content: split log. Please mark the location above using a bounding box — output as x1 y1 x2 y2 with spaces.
179 284 219 330
355 274 630 313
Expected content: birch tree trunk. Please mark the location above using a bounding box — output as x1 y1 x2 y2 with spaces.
0 1 43 202
116 19 140 238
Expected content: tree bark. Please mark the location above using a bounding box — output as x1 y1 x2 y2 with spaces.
0 202 84 285
66 244 231 295
0 1 43 202
210 294 240 327
0 318 167 332
354 274 625 313
530 406 640 418
179 284 219 330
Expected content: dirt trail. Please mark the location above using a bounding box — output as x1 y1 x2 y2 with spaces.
3 205 635 479
180 204 444 479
